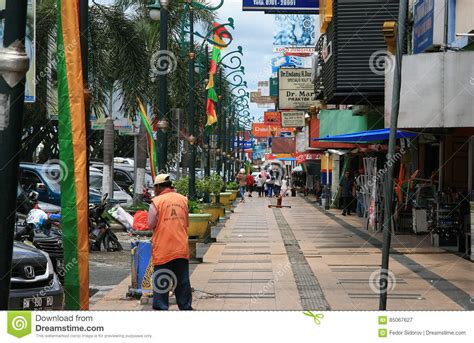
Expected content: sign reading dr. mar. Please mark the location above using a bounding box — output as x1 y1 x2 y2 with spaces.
242 0 319 14
278 68 317 110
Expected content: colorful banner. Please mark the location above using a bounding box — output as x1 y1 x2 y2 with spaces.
205 22 231 131
274 15 316 47
138 99 157 179
57 0 89 310
271 137 296 154
295 152 322 164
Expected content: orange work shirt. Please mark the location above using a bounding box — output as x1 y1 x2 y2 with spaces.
151 189 189 265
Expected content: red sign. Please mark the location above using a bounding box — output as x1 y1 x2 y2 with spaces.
264 111 281 125
295 152 321 164
252 123 295 138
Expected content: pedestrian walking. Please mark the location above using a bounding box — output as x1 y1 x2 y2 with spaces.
256 175 264 197
246 172 255 197
274 170 282 197
236 168 247 202
266 169 275 197
339 171 355 216
147 174 192 310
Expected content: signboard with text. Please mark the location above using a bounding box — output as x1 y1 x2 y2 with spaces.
413 0 445 54
278 68 317 109
252 123 295 138
295 152 321 164
281 111 305 127
264 111 281 125
242 0 319 13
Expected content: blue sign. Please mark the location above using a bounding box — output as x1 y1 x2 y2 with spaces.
234 140 253 149
413 0 434 54
242 0 319 14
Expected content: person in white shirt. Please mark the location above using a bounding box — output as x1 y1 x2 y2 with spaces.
256 175 264 197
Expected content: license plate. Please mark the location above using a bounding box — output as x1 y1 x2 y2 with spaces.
22 296 54 310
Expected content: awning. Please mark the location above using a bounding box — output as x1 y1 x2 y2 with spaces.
313 128 417 143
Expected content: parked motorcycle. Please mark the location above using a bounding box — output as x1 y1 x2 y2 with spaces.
88 193 123 252
15 191 64 281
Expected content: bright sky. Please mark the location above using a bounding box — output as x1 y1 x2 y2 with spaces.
210 0 276 122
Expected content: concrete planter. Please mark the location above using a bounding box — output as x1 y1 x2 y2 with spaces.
212 192 233 206
228 190 238 201
199 204 224 224
188 213 211 239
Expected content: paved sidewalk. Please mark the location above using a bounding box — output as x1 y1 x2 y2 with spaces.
191 195 473 310
92 195 473 310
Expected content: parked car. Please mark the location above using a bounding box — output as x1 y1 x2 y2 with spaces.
91 162 154 194
9 241 64 310
19 162 102 206
89 168 132 204
16 182 60 215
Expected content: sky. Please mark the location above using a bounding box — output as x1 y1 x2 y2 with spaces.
209 0 276 122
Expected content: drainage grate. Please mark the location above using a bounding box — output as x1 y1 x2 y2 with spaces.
208 279 272 283
272 209 330 310
348 293 423 300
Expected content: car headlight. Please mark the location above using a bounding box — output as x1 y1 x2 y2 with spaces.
39 250 55 276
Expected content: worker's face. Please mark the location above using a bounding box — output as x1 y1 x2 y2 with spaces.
345 172 350 178
154 184 163 196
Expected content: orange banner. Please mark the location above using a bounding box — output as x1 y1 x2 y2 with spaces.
252 123 295 138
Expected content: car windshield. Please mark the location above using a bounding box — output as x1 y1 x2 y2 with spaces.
90 173 121 191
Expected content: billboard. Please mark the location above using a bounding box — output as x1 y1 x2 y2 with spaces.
274 15 316 47
413 0 445 54
252 123 295 138
264 111 281 125
242 0 319 14
271 137 296 154
278 68 317 109
0 0 35 102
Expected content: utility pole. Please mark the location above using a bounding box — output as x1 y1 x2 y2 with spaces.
156 0 169 173
102 116 114 199
216 70 222 177
379 0 408 310
134 121 147 205
187 6 196 199
0 0 29 309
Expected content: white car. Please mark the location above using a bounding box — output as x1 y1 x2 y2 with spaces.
89 170 132 204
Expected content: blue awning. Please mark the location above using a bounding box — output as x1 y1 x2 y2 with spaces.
313 128 417 143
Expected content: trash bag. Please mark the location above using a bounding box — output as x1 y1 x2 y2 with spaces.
133 211 149 231
108 204 134 231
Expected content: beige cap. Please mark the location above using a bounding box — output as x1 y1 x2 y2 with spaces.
154 174 171 185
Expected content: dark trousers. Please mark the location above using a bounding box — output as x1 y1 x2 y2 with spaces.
257 186 264 197
153 258 192 310
342 196 352 215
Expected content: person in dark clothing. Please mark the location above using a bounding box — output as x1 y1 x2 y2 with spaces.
339 171 354 216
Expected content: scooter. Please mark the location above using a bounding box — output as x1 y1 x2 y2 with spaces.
15 191 64 281
88 193 123 252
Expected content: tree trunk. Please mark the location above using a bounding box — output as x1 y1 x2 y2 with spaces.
133 120 147 205
102 117 114 199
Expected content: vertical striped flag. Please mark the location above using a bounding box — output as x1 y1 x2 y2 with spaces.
137 99 157 179
57 0 89 310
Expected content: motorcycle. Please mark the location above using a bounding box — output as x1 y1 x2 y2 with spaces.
88 193 123 252
15 191 64 281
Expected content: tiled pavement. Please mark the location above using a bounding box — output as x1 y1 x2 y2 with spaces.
92 194 473 310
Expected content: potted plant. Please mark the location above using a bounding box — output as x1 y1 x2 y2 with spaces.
174 176 212 238
210 173 232 209
226 181 239 201
196 176 222 224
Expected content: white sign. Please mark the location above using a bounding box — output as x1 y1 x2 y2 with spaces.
281 111 305 127
272 46 315 54
278 68 317 109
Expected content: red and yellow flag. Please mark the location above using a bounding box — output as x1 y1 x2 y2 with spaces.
205 23 231 131
57 0 89 310
138 99 157 179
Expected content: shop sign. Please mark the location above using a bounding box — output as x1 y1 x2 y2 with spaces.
278 68 317 110
295 152 321 164
413 0 445 54
281 111 305 127
264 111 281 125
252 123 295 138
242 0 319 14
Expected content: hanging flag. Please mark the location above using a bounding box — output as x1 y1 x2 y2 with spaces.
205 22 231 133
57 0 89 310
138 99 157 179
